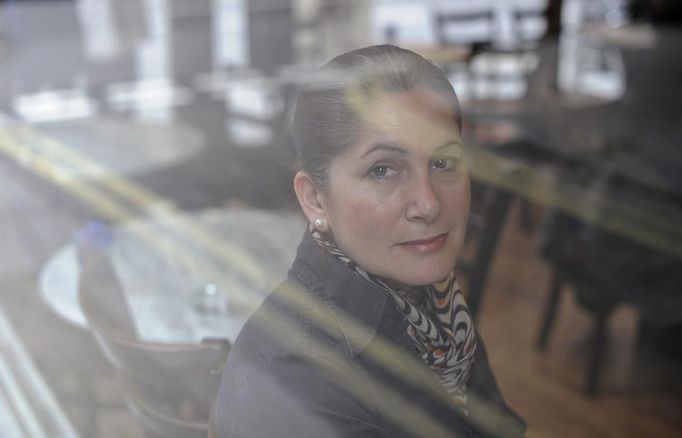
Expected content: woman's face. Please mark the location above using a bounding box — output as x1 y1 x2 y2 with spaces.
319 88 470 287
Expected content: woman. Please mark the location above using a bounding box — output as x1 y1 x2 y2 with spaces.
213 45 525 437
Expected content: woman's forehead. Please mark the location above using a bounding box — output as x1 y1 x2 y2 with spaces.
350 89 461 156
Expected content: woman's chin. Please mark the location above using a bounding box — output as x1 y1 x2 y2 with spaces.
383 264 454 288
355 245 460 288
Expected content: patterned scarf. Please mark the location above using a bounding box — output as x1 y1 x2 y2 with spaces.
311 229 477 409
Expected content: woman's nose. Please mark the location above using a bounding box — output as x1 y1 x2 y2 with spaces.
405 174 441 223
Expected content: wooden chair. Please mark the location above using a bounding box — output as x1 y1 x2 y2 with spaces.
536 209 618 396
78 249 230 436
536 168 682 395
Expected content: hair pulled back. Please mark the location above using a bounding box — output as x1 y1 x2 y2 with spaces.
293 45 462 186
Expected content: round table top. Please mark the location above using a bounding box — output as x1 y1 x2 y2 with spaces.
39 208 306 344
35 117 205 177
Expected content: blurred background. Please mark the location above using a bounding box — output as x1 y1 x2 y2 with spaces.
0 0 680 437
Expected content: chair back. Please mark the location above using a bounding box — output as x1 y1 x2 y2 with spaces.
125 381 209 438
78 256 230 429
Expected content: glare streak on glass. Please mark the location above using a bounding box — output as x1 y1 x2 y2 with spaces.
464 144 682 258
0 386 25 438
0 306 79 438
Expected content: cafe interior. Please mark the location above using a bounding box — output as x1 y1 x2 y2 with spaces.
0 0 680 436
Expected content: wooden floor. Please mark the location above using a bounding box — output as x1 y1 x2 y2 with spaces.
476 203 682 438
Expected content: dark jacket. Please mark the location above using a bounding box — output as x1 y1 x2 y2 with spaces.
213 232 525 437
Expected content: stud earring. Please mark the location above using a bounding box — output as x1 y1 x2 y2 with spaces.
314 218 325 228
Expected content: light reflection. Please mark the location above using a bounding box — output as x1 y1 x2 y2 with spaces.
77 0 121 61
226 119 273 147
424 0 547 49
558 0 627 101
12 89 98 124
372 0 434 45
193 69 261 98
225 79 278 147
224 77 281 120
194 71 285 147
106 79 194 113
213 0 249 69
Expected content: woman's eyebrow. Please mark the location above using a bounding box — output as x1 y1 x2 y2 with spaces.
435 140 463 152
361 143 407 158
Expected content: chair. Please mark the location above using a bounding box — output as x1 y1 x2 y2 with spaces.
125 383 208 438
536 166 682 395
457 180 514 318
78 249 230 436
536 209 618 396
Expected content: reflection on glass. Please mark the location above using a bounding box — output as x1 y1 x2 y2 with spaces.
12 89 98 123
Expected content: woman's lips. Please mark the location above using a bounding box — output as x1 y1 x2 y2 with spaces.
399 233 448 253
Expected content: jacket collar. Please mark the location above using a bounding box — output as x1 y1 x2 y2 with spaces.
290 232 389 358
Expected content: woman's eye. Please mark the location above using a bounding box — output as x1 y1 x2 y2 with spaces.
432 157 458 171
368 165 397 179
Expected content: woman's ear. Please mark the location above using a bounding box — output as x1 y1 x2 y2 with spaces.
293 171 330 232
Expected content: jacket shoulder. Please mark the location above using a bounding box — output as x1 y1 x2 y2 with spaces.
213 279 387 437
